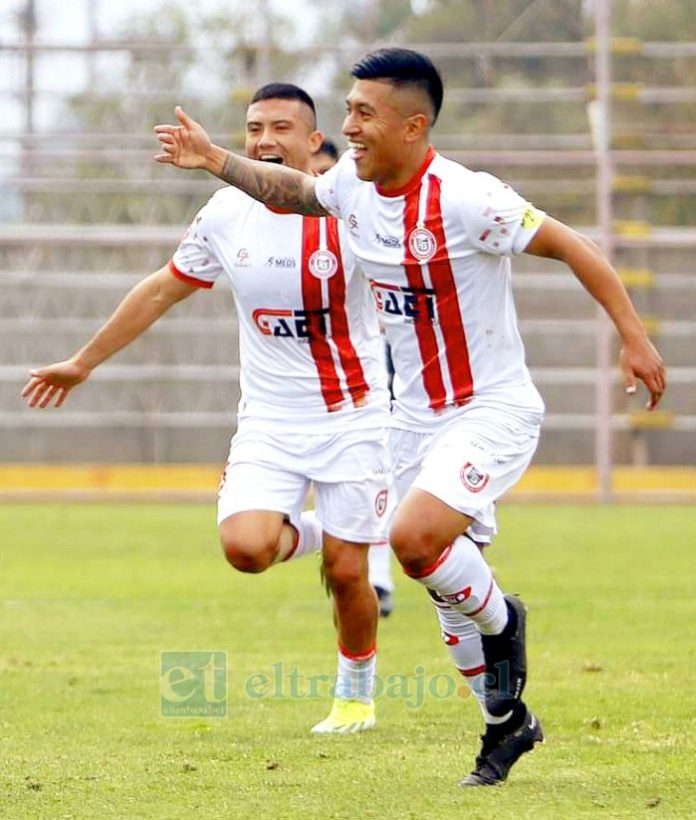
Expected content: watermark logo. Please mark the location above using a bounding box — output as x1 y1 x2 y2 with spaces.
160 651 227 717
244 663 495 710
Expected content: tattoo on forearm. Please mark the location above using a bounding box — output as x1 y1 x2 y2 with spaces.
219 153 327 216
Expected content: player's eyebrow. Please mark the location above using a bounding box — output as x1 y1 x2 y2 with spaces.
345 97 376 113
246 118 294 128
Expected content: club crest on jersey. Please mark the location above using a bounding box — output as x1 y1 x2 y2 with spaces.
460 462 490 494
408 226 437 262
374 489 388 517
309 249 338 280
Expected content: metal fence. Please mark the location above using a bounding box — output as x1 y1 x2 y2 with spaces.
1 1 694 492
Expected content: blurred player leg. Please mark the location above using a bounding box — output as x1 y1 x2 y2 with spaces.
311 536 377 734
367 540 394 617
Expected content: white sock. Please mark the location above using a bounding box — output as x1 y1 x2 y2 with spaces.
334 645 376 704
409 535 508 635
434 602 511 724
273 510 322 564
368 540 394 593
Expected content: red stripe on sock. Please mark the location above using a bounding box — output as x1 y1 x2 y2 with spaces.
466 580 494 617
458 664 487 678
338 643 377 662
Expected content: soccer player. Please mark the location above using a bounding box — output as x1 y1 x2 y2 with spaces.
309 134 397 617
22 83 394 735
310 137 340 175
153 49 666 786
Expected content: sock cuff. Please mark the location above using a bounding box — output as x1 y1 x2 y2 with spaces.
403 544 453 579
281 526 300 562
338 643 377 662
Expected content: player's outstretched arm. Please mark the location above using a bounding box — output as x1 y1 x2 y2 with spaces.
21 266 198 409
154 107 328 217
525 216 666 410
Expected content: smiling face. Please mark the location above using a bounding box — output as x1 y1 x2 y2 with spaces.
342 78 431 191
245 97 322 173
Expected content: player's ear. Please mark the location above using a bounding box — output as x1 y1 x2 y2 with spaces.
404 113 429 144
308 130 324 155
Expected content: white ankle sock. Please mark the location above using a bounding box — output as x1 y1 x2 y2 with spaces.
368 540 394 593
334 645 376 704
434 602 512 724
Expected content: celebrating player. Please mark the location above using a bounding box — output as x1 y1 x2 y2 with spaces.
310 137 340 175
153 49 665 786
22 83 394 735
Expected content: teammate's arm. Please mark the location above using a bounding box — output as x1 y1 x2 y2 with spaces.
21 266 198 408
524 216 666 410
154 107 329 217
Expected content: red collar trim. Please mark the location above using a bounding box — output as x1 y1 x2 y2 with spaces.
375 146 436 198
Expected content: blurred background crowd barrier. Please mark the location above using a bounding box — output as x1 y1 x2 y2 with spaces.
1 0 694 500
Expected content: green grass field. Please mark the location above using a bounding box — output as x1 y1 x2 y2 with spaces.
1 503 694 819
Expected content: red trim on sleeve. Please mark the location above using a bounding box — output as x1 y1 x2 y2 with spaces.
168 259 214 289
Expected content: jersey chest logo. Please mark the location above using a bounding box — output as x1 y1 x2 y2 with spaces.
308 249 338 279
408 226 437 262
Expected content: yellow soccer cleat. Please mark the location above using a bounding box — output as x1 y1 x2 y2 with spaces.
310 698 376 734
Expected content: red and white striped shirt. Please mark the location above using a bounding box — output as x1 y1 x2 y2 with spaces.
315 148 546 431
171 187 389 432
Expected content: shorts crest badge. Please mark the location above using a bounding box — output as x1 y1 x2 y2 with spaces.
460 462 490 494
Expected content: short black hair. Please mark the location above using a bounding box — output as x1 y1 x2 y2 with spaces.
317 138 339 160
250 83 317 128
351 48 443 125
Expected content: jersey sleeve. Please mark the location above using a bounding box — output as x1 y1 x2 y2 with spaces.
170 197 225 288
314 152 352 219
463 172 545 256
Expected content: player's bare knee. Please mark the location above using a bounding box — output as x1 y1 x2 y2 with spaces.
220 533 276 573
322 552 366 591
391 524 448 576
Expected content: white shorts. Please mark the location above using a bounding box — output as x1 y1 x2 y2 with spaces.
390 405 541 543
218 425 392 544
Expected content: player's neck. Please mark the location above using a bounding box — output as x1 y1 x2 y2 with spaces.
375 144 435 197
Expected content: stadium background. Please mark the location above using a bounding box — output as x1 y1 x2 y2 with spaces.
1 0 694 502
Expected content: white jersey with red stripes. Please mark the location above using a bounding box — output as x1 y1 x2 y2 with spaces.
170 187 389 432
315 147 546 431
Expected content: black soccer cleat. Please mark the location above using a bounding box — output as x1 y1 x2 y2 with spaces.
480 594 527 717
459 708 544 787
374 585 394 618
